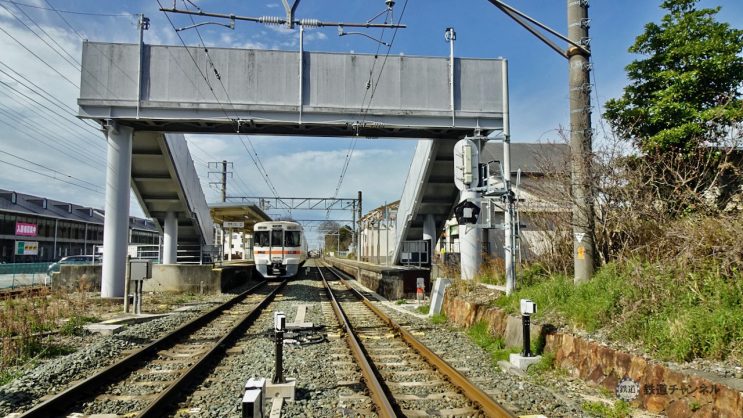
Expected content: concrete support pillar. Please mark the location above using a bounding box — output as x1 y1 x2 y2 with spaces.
459 190 481 280
101 124 133 298
163 211 178 264
423 214 436 265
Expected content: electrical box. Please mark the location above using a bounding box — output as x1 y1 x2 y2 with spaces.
129 259 152 281
520 299 537 316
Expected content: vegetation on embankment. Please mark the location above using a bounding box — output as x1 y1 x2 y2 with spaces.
493 215 743 363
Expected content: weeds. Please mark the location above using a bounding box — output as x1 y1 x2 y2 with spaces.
415 305 430 315
527 351 555 375
465 321 520 363
582 400 631 418
431 313 447 325
59 315 99 336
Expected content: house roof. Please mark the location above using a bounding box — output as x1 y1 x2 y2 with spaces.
0 189 158 232
480 142 569 174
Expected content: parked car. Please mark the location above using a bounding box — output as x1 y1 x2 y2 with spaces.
47 255 102 277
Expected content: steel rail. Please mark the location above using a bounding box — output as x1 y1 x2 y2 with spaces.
137 278 287 417
317 267 397 418
18 280 270 418
324 264 517 418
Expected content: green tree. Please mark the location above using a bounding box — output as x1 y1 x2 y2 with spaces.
604 0 743 152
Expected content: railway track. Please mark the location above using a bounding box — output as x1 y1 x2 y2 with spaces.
17 279 285 418
318 263 516 418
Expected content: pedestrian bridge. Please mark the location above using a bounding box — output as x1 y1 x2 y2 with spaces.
78 41 506 295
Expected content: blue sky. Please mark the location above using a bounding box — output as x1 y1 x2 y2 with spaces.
0 0 741 247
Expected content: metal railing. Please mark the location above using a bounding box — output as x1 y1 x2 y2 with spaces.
0 262 54 289
399 240 430 267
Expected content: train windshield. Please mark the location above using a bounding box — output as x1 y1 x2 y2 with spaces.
254 231 270 247
271 229 284 247
285 231 301 247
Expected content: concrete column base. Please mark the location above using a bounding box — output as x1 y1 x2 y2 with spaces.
509 353 542 370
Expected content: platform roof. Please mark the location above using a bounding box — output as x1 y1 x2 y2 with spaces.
209 203 271 232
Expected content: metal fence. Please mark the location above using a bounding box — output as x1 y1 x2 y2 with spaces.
0 262 53 289
399 240 430 267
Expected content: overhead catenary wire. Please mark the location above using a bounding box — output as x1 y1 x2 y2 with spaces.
159 0 280 199
332 0 409 199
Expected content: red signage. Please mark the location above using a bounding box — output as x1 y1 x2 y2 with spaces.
15 222 37 237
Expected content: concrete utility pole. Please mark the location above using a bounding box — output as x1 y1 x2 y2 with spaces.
357 191 362 262
567 0 595 283
487 0 595 284
221 160 228 203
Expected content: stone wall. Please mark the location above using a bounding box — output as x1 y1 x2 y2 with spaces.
443 292 743 418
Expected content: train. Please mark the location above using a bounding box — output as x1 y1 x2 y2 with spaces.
253 221 307 279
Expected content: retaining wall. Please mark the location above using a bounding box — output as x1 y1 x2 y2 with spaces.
443 293 743 418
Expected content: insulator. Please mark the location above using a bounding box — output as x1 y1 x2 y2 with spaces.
259 16 282 25
299 19 320 28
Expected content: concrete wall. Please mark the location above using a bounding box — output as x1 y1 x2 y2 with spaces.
52 263 256 294
51 265 102 292
328 258 429 300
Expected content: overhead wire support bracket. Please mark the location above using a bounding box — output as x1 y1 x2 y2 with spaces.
486 0 590 59
175 16 235 32
158 7 406 30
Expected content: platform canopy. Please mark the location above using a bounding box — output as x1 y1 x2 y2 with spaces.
209 202 271 234
78 42 506 139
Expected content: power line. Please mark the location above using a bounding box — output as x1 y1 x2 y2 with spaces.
0 149 102 190
0 0 132 17
0 61 103 132
0 157 103 194
0 84 106 161
0 25 78 89
0 107 102 168
0 74 105 144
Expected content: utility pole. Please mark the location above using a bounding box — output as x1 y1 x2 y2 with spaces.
487 0 595 284
208 160 233 203
357 191 362 262
567 0 594 283
221 160 227 202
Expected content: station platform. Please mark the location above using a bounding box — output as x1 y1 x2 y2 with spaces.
324 257 430 301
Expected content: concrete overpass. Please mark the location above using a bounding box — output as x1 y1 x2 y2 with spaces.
78 41 506 296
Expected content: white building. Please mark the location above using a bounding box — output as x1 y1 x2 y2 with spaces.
359 201 399 264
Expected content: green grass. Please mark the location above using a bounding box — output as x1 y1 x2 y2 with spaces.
527 351 555 375
395 299 407 305
465 321 520 362
0 368 21 386
431 313 447 325
582 400 631 418
492 259 743 362
415 305 430 315
59 315 100 336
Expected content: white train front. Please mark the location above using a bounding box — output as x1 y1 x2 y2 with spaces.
253 221 307 279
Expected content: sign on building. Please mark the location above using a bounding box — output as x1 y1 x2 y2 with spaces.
15 241 39 255
15 222 37 237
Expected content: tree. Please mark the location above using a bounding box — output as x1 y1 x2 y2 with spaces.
318 220 353 253
604 0 743 152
